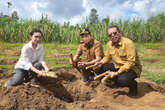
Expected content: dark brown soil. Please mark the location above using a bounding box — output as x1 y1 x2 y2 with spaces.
0 68 8 74
146 49 165 55
0 59 17 65
0 69 165 110
0 49 20 56
143 59 165 64
56 61 69 64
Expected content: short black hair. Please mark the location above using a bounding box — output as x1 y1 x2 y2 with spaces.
30 29 43 36
108 25 120 33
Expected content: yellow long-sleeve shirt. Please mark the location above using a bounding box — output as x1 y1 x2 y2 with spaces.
103 37 142 77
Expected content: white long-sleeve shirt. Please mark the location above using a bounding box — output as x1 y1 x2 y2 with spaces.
15 41 46 70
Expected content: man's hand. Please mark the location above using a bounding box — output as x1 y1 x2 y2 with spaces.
69 59 73 65
69 59 78 67
77 62 88 68
69 54 78 65
109 71 119 78
93 61 103 69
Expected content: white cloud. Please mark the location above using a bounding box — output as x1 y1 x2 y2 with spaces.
123 0 132 9
0 0 165 25
29 1 48 19
150 8 156 13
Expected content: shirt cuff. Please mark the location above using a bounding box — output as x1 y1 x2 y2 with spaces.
118 67 127 74
25 63 32 70
41 61 46 66
102 57 109 63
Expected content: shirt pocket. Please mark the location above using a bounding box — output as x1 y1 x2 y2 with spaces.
118 49 126 57
109 49 115 55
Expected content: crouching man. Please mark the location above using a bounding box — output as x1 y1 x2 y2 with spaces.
95 26 142 96
70 28 104 82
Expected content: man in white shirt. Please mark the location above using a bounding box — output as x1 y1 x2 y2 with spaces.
5 29 49 87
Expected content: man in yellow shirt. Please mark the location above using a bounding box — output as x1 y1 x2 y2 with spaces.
70 28 104 82
95 26 142 96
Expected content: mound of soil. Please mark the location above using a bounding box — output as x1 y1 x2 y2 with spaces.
0 69 165 110
0 68 8 74
0 59 17 65
0 49 20 56
143 59 165 64
146 49 165 55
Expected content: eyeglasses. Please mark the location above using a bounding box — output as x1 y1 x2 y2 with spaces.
108 32 118 37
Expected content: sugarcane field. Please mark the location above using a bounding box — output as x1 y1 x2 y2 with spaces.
1 1 165 110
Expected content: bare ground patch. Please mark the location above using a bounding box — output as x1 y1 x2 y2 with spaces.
0 59 17 65
0 69 165 110
0 49 20 56
143 59 165 64
145 49 165 55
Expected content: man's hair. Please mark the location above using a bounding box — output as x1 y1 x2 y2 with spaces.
107 25 120 33
30 29 43 36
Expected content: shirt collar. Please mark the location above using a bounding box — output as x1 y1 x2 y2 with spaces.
111 37 122 47
84 39 94 48
28 41 40 50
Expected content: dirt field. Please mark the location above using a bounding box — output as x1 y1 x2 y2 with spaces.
0 68 165 110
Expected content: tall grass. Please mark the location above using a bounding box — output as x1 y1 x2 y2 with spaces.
0 13 164 43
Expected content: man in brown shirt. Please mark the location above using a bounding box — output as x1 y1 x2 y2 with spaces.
95 26 142 96
70 28 104 82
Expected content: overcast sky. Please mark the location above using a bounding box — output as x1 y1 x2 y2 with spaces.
0 0 164 25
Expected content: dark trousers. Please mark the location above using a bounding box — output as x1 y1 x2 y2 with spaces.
97 63 137 90
6 63 43 87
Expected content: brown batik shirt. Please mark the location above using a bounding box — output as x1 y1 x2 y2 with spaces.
75 39 104 62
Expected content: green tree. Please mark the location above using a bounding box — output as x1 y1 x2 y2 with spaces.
11 11 19 20
7 2 12 8
89 8 99 24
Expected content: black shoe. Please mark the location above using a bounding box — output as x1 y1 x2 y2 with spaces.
129 87 138 96
105 79 118 89
109 84 118 89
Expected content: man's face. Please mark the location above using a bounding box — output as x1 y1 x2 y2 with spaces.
107 28 121 43
81 34 92 44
